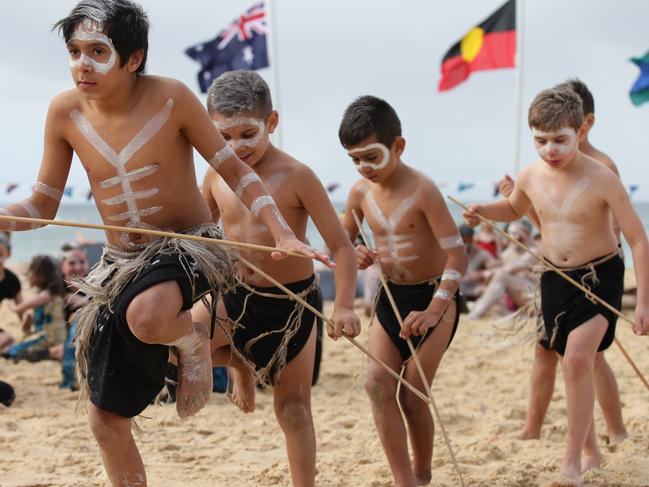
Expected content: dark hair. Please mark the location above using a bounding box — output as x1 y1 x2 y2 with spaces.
459 224 474 237
556 78 594 115
207 70 273 118
28 255 65 297
339 96 402 148
528 87 583 132
54 0 149 74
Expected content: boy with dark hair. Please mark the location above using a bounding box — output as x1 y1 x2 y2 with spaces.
500 79 627 445
192 70 360 487
464 87 649 486
0 1 327 485
340 95 467 487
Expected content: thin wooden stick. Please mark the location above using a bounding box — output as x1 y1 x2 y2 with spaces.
0 214 307 258
448 195 649 393
237 256 430 404
351 210 465 487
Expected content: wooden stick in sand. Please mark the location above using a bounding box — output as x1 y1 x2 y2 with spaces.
0 214 308 258
351 209 465 487
448 195 649 393
237 255 430 404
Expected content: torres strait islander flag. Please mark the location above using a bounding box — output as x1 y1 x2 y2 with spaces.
438 0 516 92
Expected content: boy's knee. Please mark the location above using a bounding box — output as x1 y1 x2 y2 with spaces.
562 351 593 378
126 284 182 342
88 405 130 445
364 373 395 405
276 397 310 430
400 388 428 417
534 343 558 366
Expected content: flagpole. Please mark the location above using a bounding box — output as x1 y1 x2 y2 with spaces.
513 0 525 175
265 0 283 150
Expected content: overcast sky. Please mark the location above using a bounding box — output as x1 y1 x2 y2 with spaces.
0 0 647 204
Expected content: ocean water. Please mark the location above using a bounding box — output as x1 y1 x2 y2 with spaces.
4 201 649 265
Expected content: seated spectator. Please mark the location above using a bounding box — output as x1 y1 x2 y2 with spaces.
3 255 66 362
0 234 22 351
460 224 498 302
468 221 539 320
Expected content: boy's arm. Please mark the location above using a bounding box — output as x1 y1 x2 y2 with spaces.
342 182 376 270
605 180 649 335
201 170 221 223
499 175 541 229
0 98 73 231
173 83 330 265
464 170 533 227
297 168 360 338
402 182 468 339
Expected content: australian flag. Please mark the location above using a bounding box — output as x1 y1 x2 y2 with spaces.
185 2 269 93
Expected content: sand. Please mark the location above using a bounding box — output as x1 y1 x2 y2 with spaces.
1 265 648 486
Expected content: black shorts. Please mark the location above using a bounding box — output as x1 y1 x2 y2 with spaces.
375 279 460 362
223 275 318 383
87 252 212 418
539 253 623 356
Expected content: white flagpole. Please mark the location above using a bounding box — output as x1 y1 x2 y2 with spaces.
513 0 525 175
265 0 283 150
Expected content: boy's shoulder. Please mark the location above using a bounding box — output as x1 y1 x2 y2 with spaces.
264 149 316 181
586 148 619 175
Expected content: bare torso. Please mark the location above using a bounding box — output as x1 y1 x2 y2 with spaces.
60 76 211 248
521 154 617 266
208 149 313 286
355 170 448 283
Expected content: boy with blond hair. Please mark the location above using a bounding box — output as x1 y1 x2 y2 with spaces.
464 87 649 486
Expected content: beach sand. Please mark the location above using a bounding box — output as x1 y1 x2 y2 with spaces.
0 266 648 486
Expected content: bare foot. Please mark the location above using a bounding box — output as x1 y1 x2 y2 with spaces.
173 323 213 419
516 428 541 440
582 452 602 473
549 465 582 487
607 429 628 446
415 474 431 486
227 365 256 413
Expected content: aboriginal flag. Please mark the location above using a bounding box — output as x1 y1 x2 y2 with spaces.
438 0 516 92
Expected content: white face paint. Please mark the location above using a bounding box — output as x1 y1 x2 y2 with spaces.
532 128 578 162
214 117 266 150
71 98 174 246
348 143 390 173
69 20 117 75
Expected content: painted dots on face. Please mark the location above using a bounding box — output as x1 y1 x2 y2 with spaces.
347 143 390 174
532 128 578 160
68 20 117 75
214 117 266 150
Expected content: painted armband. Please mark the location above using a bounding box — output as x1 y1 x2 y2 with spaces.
0 199 44 230
441 269 464 284
434 289 453 301
438 234 463 250
234 172 263 199
249 195 291 232
208 144 237 171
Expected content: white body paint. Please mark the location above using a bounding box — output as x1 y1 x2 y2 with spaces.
234 172 262 198
33 181 63 202
532 177 590 253
348 143 390 172
214 117 266 150
250 195 274 218
209 145 236 171
0 208 17 231
532 128 578 159
434 289 452 301
365 190 420 277
69 21 117 75
439 235 463 249
71 99 174 245
442 269 463 283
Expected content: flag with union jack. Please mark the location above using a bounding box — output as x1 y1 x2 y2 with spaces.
185 2 269 93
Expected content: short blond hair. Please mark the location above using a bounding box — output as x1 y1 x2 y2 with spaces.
528 87 583 132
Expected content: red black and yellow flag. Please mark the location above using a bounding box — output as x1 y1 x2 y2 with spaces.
438 0 516 92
